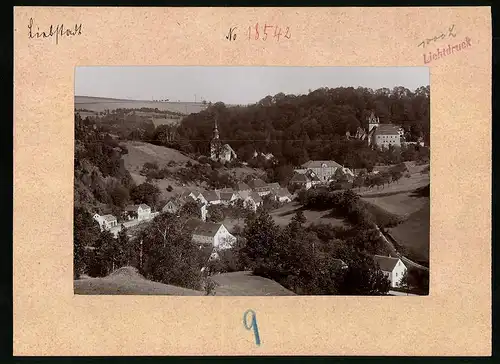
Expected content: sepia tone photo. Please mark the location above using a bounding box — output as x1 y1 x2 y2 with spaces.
73 66 430 296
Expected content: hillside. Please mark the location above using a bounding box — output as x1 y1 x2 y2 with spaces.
210 271 296 296
74 267 204 295
389 200 430 264
75 95 207 114
121 141 197 174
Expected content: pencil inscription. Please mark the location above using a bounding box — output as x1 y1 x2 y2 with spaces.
28 17 82 45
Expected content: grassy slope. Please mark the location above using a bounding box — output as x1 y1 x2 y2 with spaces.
210 271 296 296
74 267 203 296
389 199 430 264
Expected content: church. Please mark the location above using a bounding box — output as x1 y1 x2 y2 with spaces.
210 118 237 163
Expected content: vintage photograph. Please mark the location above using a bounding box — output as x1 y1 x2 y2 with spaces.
73 66 430 296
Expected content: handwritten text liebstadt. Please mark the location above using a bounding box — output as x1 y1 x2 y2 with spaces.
28 18 82 45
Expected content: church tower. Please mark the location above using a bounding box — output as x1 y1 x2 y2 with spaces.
368 111 380 132
210 117 222 161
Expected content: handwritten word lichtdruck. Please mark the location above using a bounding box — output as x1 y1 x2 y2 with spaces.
423 36 472 64
28 17 82 45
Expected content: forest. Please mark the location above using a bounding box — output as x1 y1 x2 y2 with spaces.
176 86 430 167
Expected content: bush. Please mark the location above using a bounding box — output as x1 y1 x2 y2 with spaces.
166 185 173 192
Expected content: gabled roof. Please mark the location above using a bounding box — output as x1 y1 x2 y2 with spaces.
101 214 117 222
290 173 310 183
248 178 267 189
220 192 236 201
193 222 223 238
139 204 150 210
202 190 220 202
250 191 263 203
266 182 280 190
219 187 235 193
373 255 403 272
373 124 400 136
237 182 251 191
184 218 203 233
125 205 139 212
301 160 342 169
277 188 291 197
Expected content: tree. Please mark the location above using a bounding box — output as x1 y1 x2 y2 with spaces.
336 252 391 295
207 204 225 222
130 182 161 207
179 200 202 219
291 210 307 225
73 207 100 279
139 214 202 289
240 209 280 271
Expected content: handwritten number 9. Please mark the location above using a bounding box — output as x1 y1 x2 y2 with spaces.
243 309 261 346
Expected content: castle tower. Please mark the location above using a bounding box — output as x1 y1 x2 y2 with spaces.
368 111 379 132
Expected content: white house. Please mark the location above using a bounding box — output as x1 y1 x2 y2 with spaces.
237 190 263 212
191 222 237 250
162 199 180 214
219 190 238 205
202 190 221 205
274 188 292 203
373 255 407 288
125 204 152 221
93 213 118 231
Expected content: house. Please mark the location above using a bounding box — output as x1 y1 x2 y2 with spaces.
125 204 151 221
236 182 251 193
162 199 180 214
182 190 208 205
329 166 355 183
219 191 238 205
295 160 343 182
237 190 263 211
253 151 275 160
373 255 407 288
93 213 118 231
289 172 312 190
273 188 292 203
189 221 237 250
202 190 221 205
210 118 237 163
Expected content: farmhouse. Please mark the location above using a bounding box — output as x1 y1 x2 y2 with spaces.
294 160 343 182
125 204 152 221
202 190 221 205
289 172 313 190
237 190 263 211
373 255 407 288
93 213 118 231
219 191 238 205
210 118 237 163
271 188 293 203
162 199 180 214
188 220 237 250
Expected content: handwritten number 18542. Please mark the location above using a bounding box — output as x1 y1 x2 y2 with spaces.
225 24 291 42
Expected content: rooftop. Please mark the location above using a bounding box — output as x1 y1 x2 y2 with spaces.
301 160 342 169
193 222 223 238
373 255 402 272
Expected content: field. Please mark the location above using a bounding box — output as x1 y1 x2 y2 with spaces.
362 191 428 218
122 141 197 173
75 95 207 114
270 202 346 227
389 200 430 264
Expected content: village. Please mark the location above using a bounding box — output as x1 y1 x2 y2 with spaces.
88 110 426 291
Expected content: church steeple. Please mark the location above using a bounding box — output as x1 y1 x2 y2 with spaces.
213 117 220 140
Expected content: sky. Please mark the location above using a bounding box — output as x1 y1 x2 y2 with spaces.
75 66 429 105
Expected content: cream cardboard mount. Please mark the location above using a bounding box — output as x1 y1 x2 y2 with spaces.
13 7 491 356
